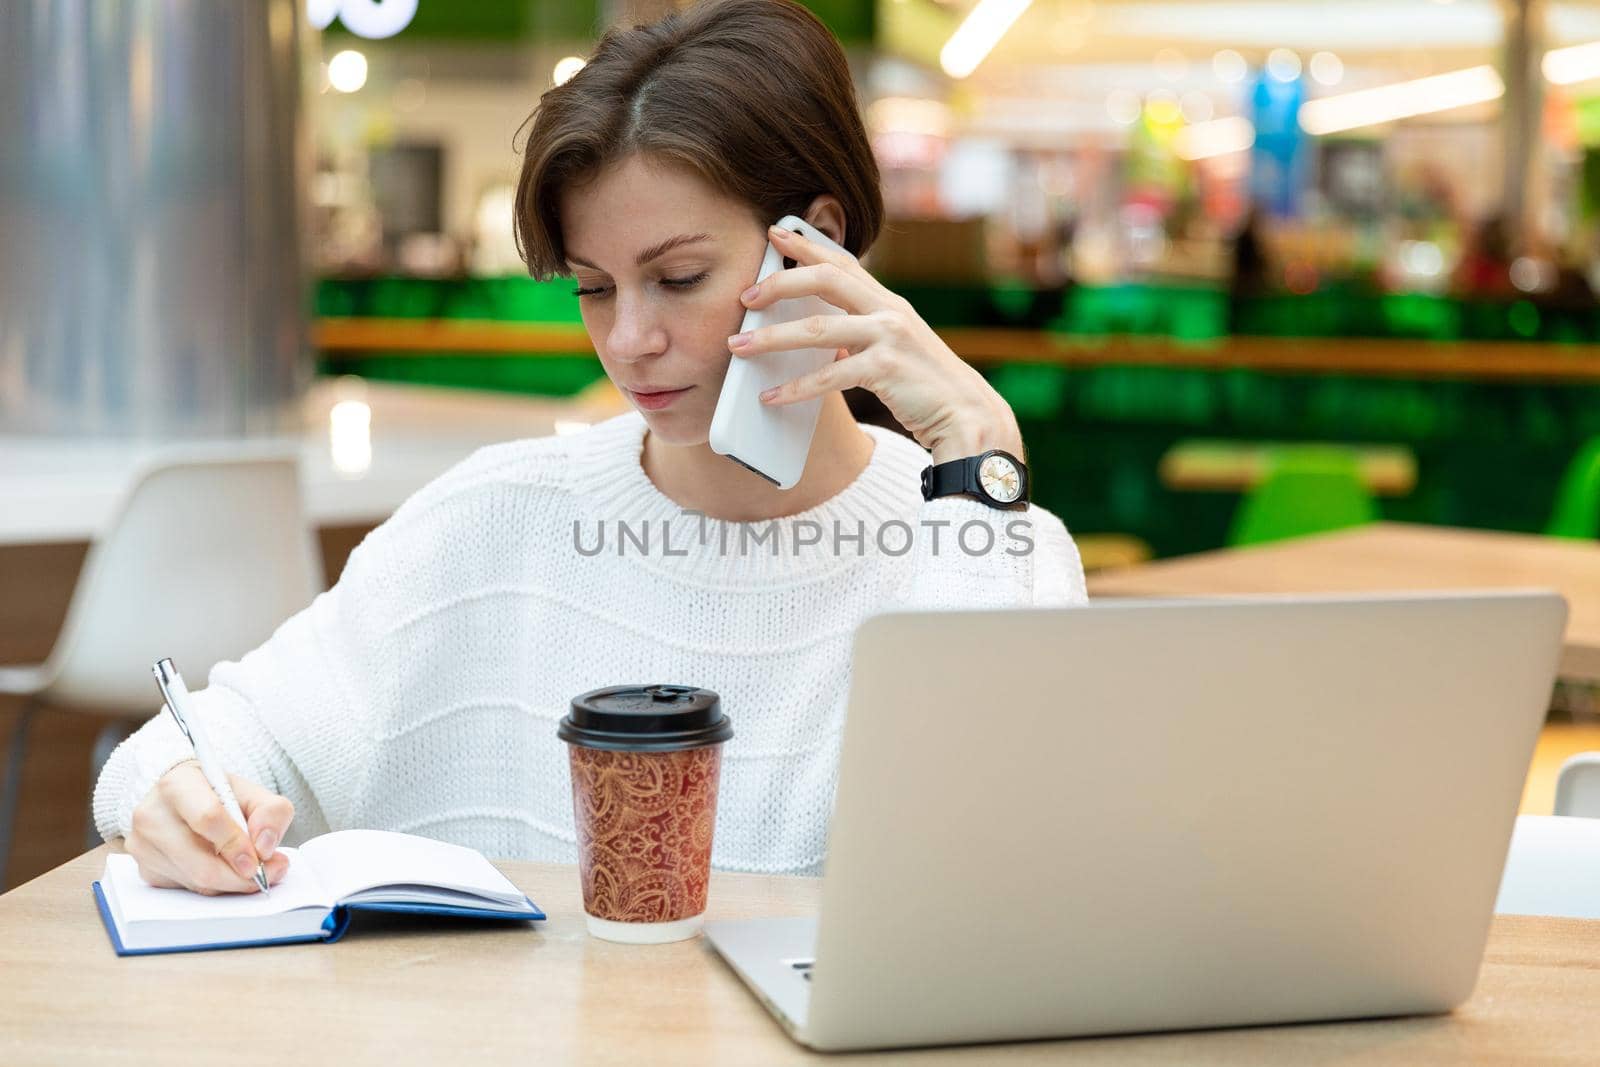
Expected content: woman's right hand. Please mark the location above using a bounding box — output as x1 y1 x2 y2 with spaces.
124 760 294 894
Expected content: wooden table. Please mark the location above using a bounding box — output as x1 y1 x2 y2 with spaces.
1088 523 1600 683
1159 440 1417 495
5 848 1600 1065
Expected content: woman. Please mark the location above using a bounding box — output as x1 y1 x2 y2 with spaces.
95 0 1087 893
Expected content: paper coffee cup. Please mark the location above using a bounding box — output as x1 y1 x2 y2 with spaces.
559 684 732 944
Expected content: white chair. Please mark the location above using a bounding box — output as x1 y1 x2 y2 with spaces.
0 445 323 886
1554 752 1600 819
1496 814 1600 920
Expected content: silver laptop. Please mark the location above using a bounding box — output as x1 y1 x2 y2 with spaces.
705 592 1567 1052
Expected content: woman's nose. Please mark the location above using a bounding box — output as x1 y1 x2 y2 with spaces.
606 294 667 364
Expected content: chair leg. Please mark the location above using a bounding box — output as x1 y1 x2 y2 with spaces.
0 697 42 893
84 720 135 850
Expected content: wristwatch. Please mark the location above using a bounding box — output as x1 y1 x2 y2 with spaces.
920 449 1029 511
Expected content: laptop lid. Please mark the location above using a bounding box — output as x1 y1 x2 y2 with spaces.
803 592 1566 1051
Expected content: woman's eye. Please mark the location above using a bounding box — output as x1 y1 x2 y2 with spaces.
571 272 706 297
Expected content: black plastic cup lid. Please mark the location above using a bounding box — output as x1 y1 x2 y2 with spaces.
558 684 732 753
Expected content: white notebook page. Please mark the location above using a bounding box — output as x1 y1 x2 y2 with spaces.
298 829 526 908
104 848 331 921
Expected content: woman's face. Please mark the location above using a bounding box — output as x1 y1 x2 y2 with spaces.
559 154 769 445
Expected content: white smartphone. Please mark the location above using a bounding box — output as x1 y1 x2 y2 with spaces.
709 214 854 490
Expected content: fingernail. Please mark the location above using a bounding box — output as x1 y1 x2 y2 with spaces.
760 387 778 402
728 332 750 348
768 225 787 238
232 853 256 878
254 828 277 858
740 285 759 303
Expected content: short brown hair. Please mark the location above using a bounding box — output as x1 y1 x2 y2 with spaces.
513 0 883 280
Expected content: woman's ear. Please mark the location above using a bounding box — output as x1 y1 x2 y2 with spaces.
800 195 847 248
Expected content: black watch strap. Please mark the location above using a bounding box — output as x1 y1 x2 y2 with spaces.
920 450 1029 510
921 459 971 501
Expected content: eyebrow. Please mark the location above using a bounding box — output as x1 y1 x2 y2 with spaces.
566 232 714 271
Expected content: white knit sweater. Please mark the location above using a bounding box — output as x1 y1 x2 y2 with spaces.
93 410 1087 875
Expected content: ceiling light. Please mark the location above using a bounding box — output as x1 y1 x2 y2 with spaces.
332 0 418 40
1174 116 1255 160
1299 65 1504 135
1544 41 1600 85
1266 49 1302 83
1310 51 1344 87
327 49 368 94
940 0 1034 79
1212 49 1248 84
553 56 586 86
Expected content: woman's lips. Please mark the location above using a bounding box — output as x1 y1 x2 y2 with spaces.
629 386 692 411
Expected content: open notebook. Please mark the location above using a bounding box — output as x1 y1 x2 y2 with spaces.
93 829 545 956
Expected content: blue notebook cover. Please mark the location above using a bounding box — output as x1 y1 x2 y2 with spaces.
93 880 545 957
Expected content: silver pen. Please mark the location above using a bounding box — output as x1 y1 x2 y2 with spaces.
152 658 270 894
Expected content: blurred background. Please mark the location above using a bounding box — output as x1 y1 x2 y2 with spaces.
285 0 1600 554
6 0 1600 889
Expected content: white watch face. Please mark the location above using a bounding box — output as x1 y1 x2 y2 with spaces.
978 454 1022 503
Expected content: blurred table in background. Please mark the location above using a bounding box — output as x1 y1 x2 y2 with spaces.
316 316 590 356
317 317 1600 381
1074 534 1153 573
0 377 627 547
1088 523 1600 683
1160 440 1418 496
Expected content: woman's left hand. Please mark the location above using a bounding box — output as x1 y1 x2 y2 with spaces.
728 224 1024 465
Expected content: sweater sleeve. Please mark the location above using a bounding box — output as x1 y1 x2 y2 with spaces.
885 497 1089 612
89 434 576 848
92 529 392 847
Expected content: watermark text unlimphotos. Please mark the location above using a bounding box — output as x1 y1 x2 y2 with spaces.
573 509 1034 558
